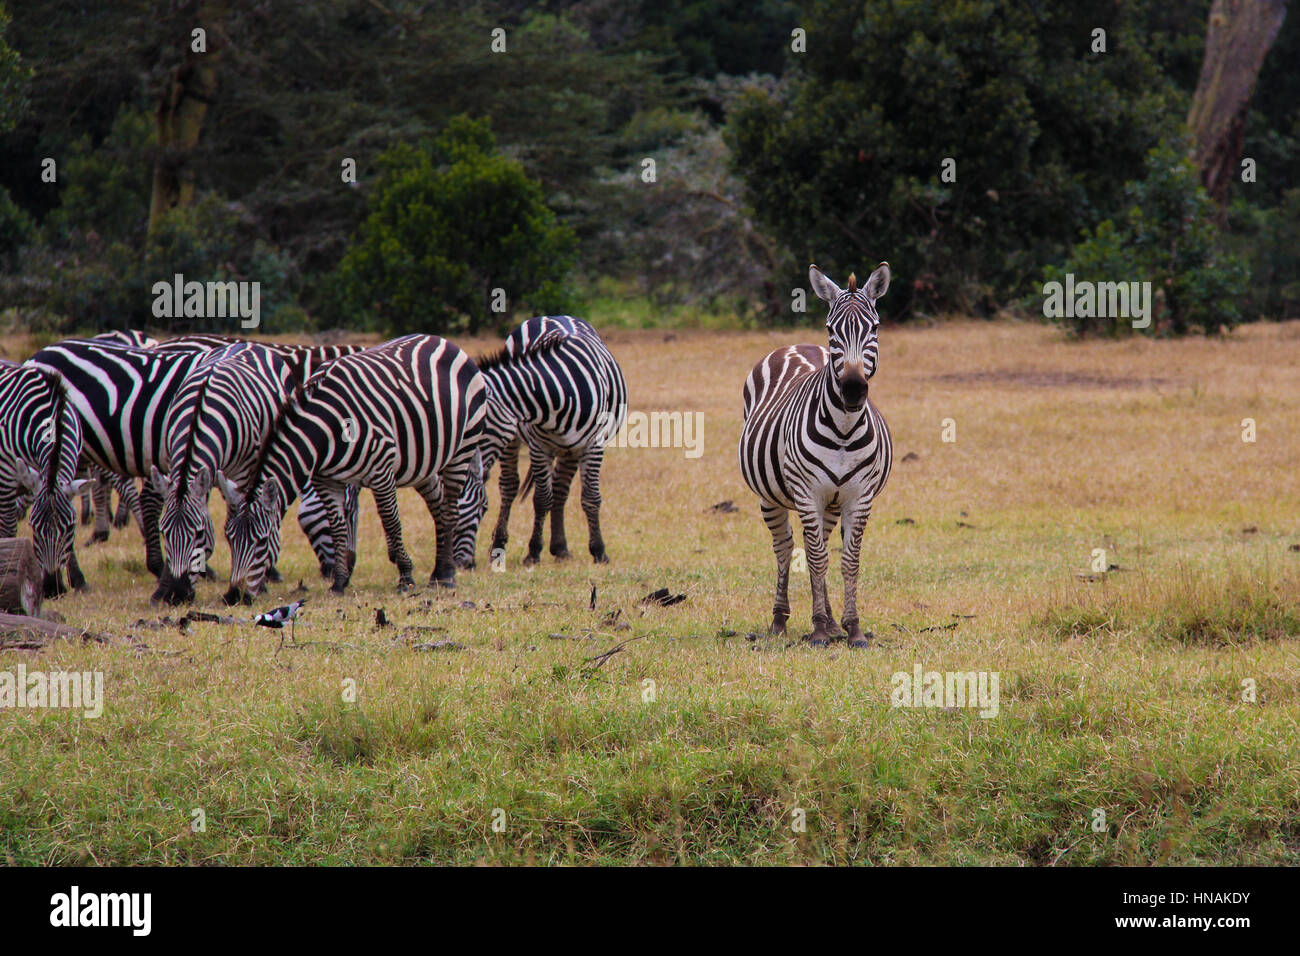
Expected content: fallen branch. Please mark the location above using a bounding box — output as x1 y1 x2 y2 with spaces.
0 611 105 648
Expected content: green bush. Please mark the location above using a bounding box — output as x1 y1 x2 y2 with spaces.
7 193 301 334
330 115 577 335
1045 142 1248 336
1228 188 1300 321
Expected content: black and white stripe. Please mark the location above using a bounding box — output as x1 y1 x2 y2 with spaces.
738 264 893 648
0 363 89 595
221 334 486 602
454 315 627 568
26 337 217 578
150 341 363 604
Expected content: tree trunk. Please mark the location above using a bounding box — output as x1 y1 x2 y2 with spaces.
0 537 43 616
1187 0 1289 220
147 1 228 234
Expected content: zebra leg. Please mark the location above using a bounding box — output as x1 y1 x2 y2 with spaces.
548 452 578 559
66 547 87 592
0 489 19 538
523 445 554 566
796 502 836 646
418 467 467 588
762 502 793 636
491 437 521 555
369 479 415 592
840 501 873 649
140 481 165 578
89 474 112 543
79 485 93 526
578 445 609 563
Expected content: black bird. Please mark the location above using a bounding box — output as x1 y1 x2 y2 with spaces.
255 599 306 646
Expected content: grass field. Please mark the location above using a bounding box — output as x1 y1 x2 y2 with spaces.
2 318 1299 865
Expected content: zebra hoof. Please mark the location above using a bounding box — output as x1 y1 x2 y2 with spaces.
267 566 283 583
523 553 541 566
550 548 572 560
330 584 348 596
429 574 456 589
769 617 788 637
590 550 608 564
87 531 109 545
846 626 872 649
222 586 245 607
804 629 835 648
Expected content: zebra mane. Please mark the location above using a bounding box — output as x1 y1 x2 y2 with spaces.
473 330 568 373
173 372 213 501
36 367 71 490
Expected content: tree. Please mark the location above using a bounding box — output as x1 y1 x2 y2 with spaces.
332 116 576 334
1045 141 1248 336
726 0 1195 317
1187 0 1289 218
148 0 229 233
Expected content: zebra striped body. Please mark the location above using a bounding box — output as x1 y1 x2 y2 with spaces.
151 341 363 603
222 334 486 602
455 315 626 568
738 264 893 648
0 364 89 595
26 338 216 577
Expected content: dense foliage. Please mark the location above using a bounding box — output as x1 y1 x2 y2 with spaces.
0 1 1295 334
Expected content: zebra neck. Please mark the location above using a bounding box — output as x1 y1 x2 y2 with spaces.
261 443 310 506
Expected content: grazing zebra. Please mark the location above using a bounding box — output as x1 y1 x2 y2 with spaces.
0 364 89 595
454 315 627 568
220 334 486 602
150 341 363 604
738 264 893 649
26 337 217 578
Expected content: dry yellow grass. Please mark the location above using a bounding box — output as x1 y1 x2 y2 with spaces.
1 319 1298 865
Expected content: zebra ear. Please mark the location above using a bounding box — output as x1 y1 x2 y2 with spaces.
189 462 211 495
16 462 42 495
61 478 91 498
809 265 843 303
149 465 174 496
215 470 244 506
863 262 891 301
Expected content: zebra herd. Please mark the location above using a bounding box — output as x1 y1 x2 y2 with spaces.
3 264 892 646
0 317 627 607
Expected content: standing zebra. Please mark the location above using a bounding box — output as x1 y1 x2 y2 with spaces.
0 364 89 595
454 315 626 568
26 337 216 579
221 334 486 602
150 341 363 604
738 264 893 648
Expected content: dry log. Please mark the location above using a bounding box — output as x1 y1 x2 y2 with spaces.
0 537 43 616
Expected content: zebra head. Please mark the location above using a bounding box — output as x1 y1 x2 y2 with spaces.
454 450 490 569
453 395 519 570
217 469 285 604
151 464 216 605
809 263 891 412
18 463 87 597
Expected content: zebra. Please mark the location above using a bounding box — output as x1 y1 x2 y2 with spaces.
150 341 363 604
26 337 218 579
453 315 627 569
0 363 89 596
220 334 486 603
738 263 893 649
